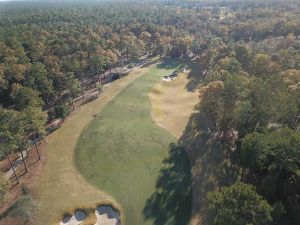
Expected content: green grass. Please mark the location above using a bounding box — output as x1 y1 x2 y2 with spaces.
74 66 191 225
35 66 151 225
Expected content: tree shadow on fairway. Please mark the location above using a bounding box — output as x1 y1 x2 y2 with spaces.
179 111 239 224
157 59 184 70
185 62 205 92
143 143 192 225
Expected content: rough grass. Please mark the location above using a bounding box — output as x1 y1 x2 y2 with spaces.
35 65 153 225
149 72 199 138
74 66 191 225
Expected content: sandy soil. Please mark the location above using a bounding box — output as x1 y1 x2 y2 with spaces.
60 210 87 225
94 206 120 225
60 206 120 225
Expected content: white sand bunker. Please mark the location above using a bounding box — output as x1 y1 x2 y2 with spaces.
60 210 87 225
95 205 120 225
162 75 172 81
162 73 179 82
60 206 120 225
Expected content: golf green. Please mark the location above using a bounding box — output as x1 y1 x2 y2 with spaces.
74 66 191 225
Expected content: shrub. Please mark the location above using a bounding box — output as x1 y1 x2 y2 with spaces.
9 194 37 224
54 103 71 120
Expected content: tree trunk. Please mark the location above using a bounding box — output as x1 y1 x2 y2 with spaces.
46 97 49 109
293 110 300 129
43 93 50 110
34 131 41 160
20 151 28 173
72 99 75 111
7 153 19 184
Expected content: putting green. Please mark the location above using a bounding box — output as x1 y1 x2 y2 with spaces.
75 66 190 225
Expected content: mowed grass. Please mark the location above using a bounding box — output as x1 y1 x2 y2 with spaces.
74 67 179 225
35 66 153 225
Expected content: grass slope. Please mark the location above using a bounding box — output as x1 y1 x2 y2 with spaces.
74 66 190 225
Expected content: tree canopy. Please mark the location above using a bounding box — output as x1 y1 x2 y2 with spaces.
207 182 273 225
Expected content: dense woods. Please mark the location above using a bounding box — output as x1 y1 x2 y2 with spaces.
0 0 299 225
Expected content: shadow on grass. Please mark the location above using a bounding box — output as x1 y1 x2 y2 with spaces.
185 62 205 92
142 58 161 68
178 111 239 224
143 143 192 225
157 58 184 70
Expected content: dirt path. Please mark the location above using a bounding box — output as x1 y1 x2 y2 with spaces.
35 65 154 225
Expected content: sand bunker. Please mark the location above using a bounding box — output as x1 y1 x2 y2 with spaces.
60 206 120 225
60 210 87 225
162 73 179 82
95 205 120 225
162 76 172 81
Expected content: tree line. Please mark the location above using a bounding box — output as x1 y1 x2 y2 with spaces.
198 43 300 225
194 18 300 225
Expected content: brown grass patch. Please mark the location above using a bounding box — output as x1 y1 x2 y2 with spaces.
149 72 199 138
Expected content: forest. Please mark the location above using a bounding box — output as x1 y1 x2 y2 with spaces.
0 0 299 225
